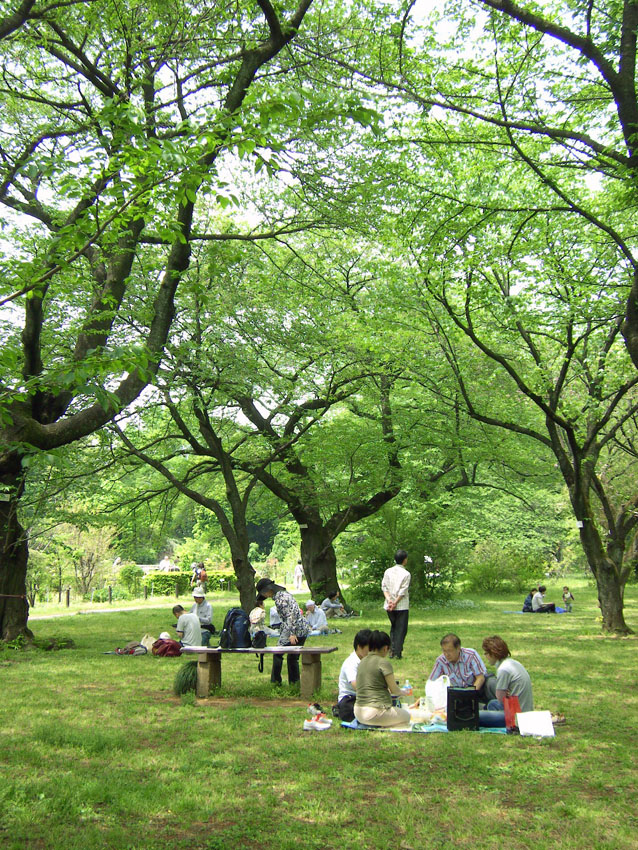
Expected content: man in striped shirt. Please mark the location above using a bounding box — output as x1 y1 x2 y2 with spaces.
429 633 491 702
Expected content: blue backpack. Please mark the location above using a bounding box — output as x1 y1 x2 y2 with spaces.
219 608 251 648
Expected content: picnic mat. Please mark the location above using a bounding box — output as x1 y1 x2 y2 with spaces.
340 719 507 734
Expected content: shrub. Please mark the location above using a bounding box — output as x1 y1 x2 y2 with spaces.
145 570 235 596
348 551 457 605
88 586 131 603
118 563 144 594
462 541 545 594
173 660 198 695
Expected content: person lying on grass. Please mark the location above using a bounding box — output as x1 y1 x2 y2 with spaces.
354 630 410 728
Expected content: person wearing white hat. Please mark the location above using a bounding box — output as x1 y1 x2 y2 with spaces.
190 588 213 646
304 600 329 634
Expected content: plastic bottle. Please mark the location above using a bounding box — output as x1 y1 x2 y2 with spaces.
402 679 413 698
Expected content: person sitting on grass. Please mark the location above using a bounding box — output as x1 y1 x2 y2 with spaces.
481 635 534 717
172 605 203 647
321 591 349 619
336 629 372 722
304 599 340 635
269 603 282 631
354 630 411 728
427 633 493 705
522 588 537 613
532 585 556 613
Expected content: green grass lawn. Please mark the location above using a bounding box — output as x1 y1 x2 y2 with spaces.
1 581 637 850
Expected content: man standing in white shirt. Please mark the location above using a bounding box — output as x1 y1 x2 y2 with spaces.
381 549 411 659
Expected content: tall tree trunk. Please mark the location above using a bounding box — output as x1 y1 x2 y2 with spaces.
579 524 632 634
230 552 256 613
0 458 32 641
299 523 343 604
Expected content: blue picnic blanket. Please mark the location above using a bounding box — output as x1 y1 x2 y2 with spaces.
340 719 507 734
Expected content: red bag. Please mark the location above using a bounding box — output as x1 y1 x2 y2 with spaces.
151 638 182 657
503 695 521 730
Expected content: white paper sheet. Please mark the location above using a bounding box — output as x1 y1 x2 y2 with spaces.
516 710 555 737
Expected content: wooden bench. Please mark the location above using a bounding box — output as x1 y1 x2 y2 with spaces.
180 645 338 701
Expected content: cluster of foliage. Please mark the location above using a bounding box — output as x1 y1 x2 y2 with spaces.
144 570 234 596
3 0 638 636
461 541 547 595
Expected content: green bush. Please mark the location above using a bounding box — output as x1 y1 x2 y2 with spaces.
88 586 131 603
462 541 544 594
348 552 457 605
145 570 235 596
145 572 191 595
118 563 144 594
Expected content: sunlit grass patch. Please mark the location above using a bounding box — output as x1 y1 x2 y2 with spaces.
1 582 636 849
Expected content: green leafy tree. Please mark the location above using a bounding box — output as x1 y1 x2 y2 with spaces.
0 0 316 638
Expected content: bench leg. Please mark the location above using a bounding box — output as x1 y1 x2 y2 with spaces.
300 653 321 701
197 654 221 697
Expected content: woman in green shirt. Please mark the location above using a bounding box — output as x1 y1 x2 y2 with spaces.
354 630 411 727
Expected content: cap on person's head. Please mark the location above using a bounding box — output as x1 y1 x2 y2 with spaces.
255 577 286 595
159 631 171 640
193 588 205 598
305 600 316 608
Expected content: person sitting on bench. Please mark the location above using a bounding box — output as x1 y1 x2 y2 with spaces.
532 585 556 613
248 595 280 638
190 588 214 646
336 629 372 721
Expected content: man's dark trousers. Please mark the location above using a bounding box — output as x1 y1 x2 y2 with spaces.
387 609 409 657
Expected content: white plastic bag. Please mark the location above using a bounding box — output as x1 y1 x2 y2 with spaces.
140 633 156 652
425 674 450 713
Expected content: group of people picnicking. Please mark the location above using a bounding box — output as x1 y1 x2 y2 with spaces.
522 585 574 613
335 628 532 729
168 547 543 728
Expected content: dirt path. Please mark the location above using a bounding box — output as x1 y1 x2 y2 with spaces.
29 603 171 621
